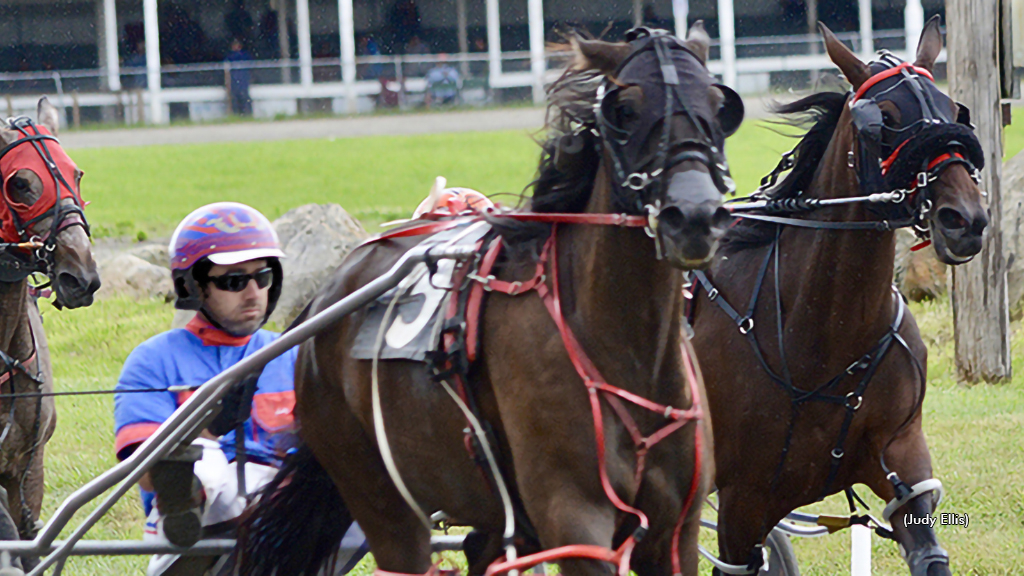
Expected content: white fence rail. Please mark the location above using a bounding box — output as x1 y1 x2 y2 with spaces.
0 28 945 127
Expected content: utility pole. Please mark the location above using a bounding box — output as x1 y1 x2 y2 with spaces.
947 0 1012 382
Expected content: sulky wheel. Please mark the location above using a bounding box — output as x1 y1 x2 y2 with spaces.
760 528 800 576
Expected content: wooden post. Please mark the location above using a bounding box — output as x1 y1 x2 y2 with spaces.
224 64 234 115
72 92 81 129
948 0 1012 382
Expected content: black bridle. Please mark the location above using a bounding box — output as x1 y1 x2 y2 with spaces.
730 51 983 241
0 117 90 284
593 28 739 216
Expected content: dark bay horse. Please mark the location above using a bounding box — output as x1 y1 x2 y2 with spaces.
690 20 985 576
0 98 100 569
238 25 743 576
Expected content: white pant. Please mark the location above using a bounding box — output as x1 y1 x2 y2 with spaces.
145 438 367 576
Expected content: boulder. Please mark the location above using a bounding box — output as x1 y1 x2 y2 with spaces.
894 229 947 302
1002 150 1024 315
126 243 170 268
269 204 368 326
96 253 175 301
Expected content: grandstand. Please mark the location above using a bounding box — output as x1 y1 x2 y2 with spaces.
0 0 946 125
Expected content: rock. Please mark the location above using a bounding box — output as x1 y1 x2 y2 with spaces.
270 204 368 326
96 254 175 301
126 243 170 268
1002 150 1024 315
894 228 947 302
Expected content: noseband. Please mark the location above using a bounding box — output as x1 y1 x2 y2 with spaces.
0 117 90 283
594 28 736 217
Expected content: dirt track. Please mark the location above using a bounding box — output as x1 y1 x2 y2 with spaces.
61 107 548 149
61 95 777 150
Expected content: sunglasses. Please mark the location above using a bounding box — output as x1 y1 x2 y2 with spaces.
206 267 273 292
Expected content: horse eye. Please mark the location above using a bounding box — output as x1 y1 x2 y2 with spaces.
881 111 897 127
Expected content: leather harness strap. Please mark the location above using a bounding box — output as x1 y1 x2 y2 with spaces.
480 223 704 576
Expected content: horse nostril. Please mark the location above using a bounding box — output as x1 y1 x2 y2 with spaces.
658 206 686 230
58 272 86 295
937 207 968 231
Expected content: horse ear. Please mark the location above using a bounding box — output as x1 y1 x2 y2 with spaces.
571 36 632 75
684 20 710 64
818 22 871 89
37 97 60 136
914 15 943 73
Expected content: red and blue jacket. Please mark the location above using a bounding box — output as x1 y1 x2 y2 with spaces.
114 315 298 465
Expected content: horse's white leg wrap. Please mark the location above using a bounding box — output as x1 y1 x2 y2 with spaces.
882 478 944 522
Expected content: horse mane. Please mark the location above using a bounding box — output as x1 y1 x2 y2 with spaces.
487 67 605 248
720 90 849 254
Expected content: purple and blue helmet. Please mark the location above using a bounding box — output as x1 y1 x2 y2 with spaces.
169 202 285 315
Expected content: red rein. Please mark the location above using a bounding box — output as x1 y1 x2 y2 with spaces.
373 211 704 576
478 221 704 576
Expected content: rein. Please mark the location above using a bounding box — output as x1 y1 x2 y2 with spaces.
479 220 704 576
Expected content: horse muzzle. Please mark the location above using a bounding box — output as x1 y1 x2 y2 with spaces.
54 266 101 309
655 170 730 269
929 205 988 265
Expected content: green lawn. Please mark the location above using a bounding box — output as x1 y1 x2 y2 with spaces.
33 110 1024 574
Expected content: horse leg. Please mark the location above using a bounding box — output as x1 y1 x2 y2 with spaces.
298 370 433 575
713 485 773 575
862 425 950 576
463 530 504 576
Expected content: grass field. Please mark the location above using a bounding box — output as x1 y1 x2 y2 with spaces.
32 110 1024 574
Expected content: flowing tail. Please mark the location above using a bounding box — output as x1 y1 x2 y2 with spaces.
236 443 353 576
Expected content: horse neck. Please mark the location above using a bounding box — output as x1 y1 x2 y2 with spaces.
784 119 897 338
0 281 31 360
555 167 684 391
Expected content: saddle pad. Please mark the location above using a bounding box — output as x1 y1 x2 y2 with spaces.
350 220 490 362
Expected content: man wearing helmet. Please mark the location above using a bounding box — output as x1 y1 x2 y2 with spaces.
113 203 366 576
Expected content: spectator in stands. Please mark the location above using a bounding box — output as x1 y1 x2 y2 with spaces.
122 40 148 90
424 55 461 108
225 39 254 116
469 37 489 77
404 34 431 76
357 35 383 80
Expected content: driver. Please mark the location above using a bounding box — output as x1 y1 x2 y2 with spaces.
113 202 367 576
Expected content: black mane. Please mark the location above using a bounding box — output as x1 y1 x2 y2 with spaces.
720 90 848 254
487 67 605 247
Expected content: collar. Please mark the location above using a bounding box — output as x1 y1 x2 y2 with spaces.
185 314 253 347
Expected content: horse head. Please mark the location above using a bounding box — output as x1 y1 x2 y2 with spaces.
571 22 744 268
821 17 988 265
0 98 100 308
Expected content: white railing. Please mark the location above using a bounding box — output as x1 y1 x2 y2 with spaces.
0 29 941 127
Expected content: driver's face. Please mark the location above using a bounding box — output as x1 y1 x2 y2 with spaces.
201 259 269 336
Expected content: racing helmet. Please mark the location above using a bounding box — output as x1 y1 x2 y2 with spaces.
169 202 285 323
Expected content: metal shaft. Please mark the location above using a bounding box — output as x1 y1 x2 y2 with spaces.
27 243 479 575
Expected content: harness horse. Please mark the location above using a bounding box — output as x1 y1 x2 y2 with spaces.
237 25 743 576
690 20 986 576
0 98 100 571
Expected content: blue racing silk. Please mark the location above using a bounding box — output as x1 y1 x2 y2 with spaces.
114 315 298 466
